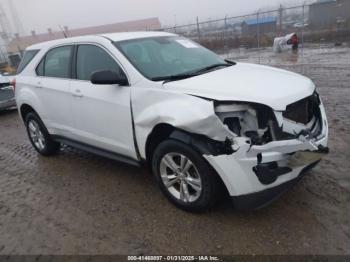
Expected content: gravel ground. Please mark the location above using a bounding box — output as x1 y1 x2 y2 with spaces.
0 45 349 255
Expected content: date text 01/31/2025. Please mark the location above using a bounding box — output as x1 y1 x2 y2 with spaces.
127 255 220 261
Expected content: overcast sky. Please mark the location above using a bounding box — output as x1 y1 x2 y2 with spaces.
1 0 310 35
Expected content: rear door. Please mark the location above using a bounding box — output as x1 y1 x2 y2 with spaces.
35 45 74 136
70 44 136 159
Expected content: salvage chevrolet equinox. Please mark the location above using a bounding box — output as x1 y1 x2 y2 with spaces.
15 32 329 212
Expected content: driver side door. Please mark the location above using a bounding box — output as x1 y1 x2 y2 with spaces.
70 44 137 159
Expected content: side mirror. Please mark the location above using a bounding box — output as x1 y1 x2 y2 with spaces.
91 70 128 86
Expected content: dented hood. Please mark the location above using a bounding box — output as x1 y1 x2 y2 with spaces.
163 62 315 111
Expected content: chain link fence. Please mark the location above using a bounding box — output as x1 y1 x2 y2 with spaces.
160 2 350 65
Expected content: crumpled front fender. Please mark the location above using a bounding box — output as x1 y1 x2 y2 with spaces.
131 88 234 159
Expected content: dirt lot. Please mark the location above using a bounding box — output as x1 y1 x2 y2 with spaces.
0 45 349 255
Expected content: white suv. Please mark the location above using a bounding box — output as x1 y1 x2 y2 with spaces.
15 32 329 212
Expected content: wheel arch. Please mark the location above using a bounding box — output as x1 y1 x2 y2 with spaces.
145 123 175 165
145 123 234 198
145 123 234 162
20 103 40 122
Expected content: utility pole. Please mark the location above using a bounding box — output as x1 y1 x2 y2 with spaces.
173 14 177 33
257 10 260 64
0 3 12 63
279 4 283 36
224 15 228 55
0 4 11 39
196 16 201 41
7 0 25 35
301 2 306 73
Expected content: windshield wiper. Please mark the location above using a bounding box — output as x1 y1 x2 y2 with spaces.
193 62 234 75
151 61 236 83
151 72 200 83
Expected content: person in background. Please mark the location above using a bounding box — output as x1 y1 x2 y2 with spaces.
290 33 299 52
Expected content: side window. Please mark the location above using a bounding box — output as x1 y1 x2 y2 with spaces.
41 46 73 78
76 45 125 81
36 58 44 76
16 50 39 74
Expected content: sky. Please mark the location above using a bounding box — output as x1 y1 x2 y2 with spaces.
0 0 310 36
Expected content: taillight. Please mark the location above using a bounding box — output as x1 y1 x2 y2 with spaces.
11 78 16 92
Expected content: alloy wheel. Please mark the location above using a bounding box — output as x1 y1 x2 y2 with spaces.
159 153 202 203
28 120 46 151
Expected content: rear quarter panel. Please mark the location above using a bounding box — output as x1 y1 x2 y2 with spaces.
16 75 47 123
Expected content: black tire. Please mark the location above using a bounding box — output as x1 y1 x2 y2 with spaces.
152 139 221 212
25 112 60 156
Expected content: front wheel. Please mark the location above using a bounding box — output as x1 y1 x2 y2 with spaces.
152 139 221 212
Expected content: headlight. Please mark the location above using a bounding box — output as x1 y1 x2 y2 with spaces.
215 103 274 145
215 103 259 136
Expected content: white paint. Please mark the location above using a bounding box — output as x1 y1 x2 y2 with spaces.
164 62 315 111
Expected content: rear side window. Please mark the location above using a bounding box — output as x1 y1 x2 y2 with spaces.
76 45 125 81
16 50 39 73
36 46 73 78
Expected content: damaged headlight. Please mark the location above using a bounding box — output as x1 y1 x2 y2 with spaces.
215 103 273 145
215 94 324 146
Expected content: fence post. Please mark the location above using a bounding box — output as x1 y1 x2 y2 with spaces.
301 3 305 69
257 11 260 64
0 49 5 63
174 14 177 34
196 16 201 42
224 15 228 56
279 4 283 36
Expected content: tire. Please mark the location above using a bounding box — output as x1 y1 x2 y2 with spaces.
25 112 60 156
152 139 221 212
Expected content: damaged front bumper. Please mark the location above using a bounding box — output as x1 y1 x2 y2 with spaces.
204 103 329 210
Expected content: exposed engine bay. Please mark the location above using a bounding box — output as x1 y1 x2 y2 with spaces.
215 92 323 146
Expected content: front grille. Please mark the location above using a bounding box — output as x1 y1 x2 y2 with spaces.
283 93 320 124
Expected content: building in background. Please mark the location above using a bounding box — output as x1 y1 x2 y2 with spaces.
7 17 161 55
241 17 277 36
309 0 350 29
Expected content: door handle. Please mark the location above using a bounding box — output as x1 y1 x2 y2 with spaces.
72 93 84 98
73 89 83 98
35 81 42 89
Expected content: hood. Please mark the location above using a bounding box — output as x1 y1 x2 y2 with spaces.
163 62 315 111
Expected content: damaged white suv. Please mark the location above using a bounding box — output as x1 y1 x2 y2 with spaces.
15 32 329 212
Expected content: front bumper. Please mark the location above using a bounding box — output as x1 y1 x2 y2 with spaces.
231 160 320 210
204 103 329 210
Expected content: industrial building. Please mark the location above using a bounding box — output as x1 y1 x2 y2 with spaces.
241 17 277 36
7 17 161 55
309 0 350 29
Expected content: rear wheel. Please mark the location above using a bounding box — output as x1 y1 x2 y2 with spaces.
25 112 60 156
152 139 221 212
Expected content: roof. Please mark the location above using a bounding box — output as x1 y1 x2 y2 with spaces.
315 0 336 3
26 31 175 50
8 17 162 53
244 17 277 26
101 31 175 42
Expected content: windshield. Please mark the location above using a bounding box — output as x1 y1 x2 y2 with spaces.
114 36 227 81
